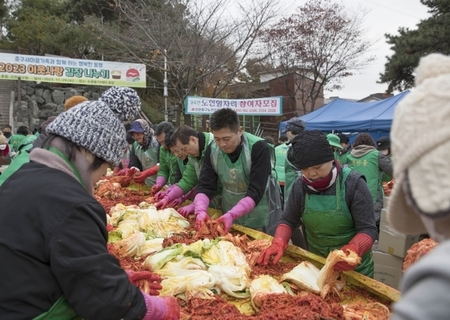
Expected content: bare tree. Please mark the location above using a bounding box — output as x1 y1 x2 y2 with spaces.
86 0 278 125
260 0 374 115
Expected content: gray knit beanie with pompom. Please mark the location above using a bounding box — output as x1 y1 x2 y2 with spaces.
46 86 141 166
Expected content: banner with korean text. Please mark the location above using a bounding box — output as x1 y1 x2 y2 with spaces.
0 53 146 88
185 96 283 115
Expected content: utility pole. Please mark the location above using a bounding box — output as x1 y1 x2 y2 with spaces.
163 49 168 122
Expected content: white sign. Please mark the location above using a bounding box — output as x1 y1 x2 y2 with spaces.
185 96 283 115
0 53 146 88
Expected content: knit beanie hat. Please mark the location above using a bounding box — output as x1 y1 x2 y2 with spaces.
64 95 88 110
282 117 306 134
289 130 334 170
376 136 390 150
0 134 7 145
337 133 349 144
46 87 141 166
387 53 450 235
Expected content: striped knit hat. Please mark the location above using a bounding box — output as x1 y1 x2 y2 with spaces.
46 87 141 166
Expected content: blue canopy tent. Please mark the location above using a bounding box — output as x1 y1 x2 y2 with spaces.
279 90 410 142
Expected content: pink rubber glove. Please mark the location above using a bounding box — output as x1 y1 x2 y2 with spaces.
257 224 292 265
125 270 162 296
154 184 175 202
134 165 159 184
194 193 210 230
142 293 180 320
178 203 195 218
155 185 185 209
151 177 166 195
334 233 373 271
216 196 256 234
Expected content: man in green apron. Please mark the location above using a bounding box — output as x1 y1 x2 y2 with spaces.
151 121 179 195
258 130 377 277
154 125 222 216
128 119 160 186
193 108 282 235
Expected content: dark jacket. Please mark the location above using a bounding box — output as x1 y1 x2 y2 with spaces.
0 162 146 319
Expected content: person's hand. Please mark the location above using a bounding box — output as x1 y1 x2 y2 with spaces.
333 233 372 272
168 197 183 208
194 210 210 230
113 166 120 174
257 237 288 265
142 294 180 320
155 196 170 210
216 213 233 234
154 190 166 202
134 165 159 184
151 184 163 195
333 243 359 272
178 203 195 218
161 296 180 320
126 270 162 296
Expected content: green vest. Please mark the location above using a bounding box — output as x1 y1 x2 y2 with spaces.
9 134 27 152
274 143 289 184
210 132 274 229
159 146 179 185
284 150 300 205
133 138 159 186
0 135 37 186
302 167 374 277
346 150 381 204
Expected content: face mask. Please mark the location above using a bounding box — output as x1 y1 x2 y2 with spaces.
3 132 11 138
0 144 6 150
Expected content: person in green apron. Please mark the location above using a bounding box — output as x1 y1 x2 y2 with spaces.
128 119 160 186
155 125 223 216
0 87 179 319
346 133 393 230
193 108 282 235
151 121 179 195
327 133 344 160
282 117 308 248
337 133 351 165
258 130 378 278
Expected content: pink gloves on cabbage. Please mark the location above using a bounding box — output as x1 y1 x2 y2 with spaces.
216 196 256 234
142 293 180 320
151 177 167 195
155 185 185 209
193 193 211 230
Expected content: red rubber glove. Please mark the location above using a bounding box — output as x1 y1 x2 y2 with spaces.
178 203 195 218
113 166 120 174
142 294 180 320
216 196 256 234
257 224 292 265
134 165 159 184
126 270 162 296
194 193 210 230
334 233 373 272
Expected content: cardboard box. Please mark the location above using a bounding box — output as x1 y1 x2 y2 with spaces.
380 208 389 228
383 196 389 208
373 250 404 269
378 225 419 258
374 264 403 289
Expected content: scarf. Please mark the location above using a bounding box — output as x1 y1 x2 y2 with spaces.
0 144 9 157
302 161 341 192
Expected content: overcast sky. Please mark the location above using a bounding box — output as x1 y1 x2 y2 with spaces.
274 0 431 100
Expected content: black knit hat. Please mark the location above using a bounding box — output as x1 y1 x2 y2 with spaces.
377 136 391 150
289 130 334 170
337 133 349 144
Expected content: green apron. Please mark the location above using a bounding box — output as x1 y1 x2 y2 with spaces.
284 151 300 205
302 167 374 277
133 139 159 186
33 296 82 320
190 132 222 209
32 148 86 319
210 132 279 230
